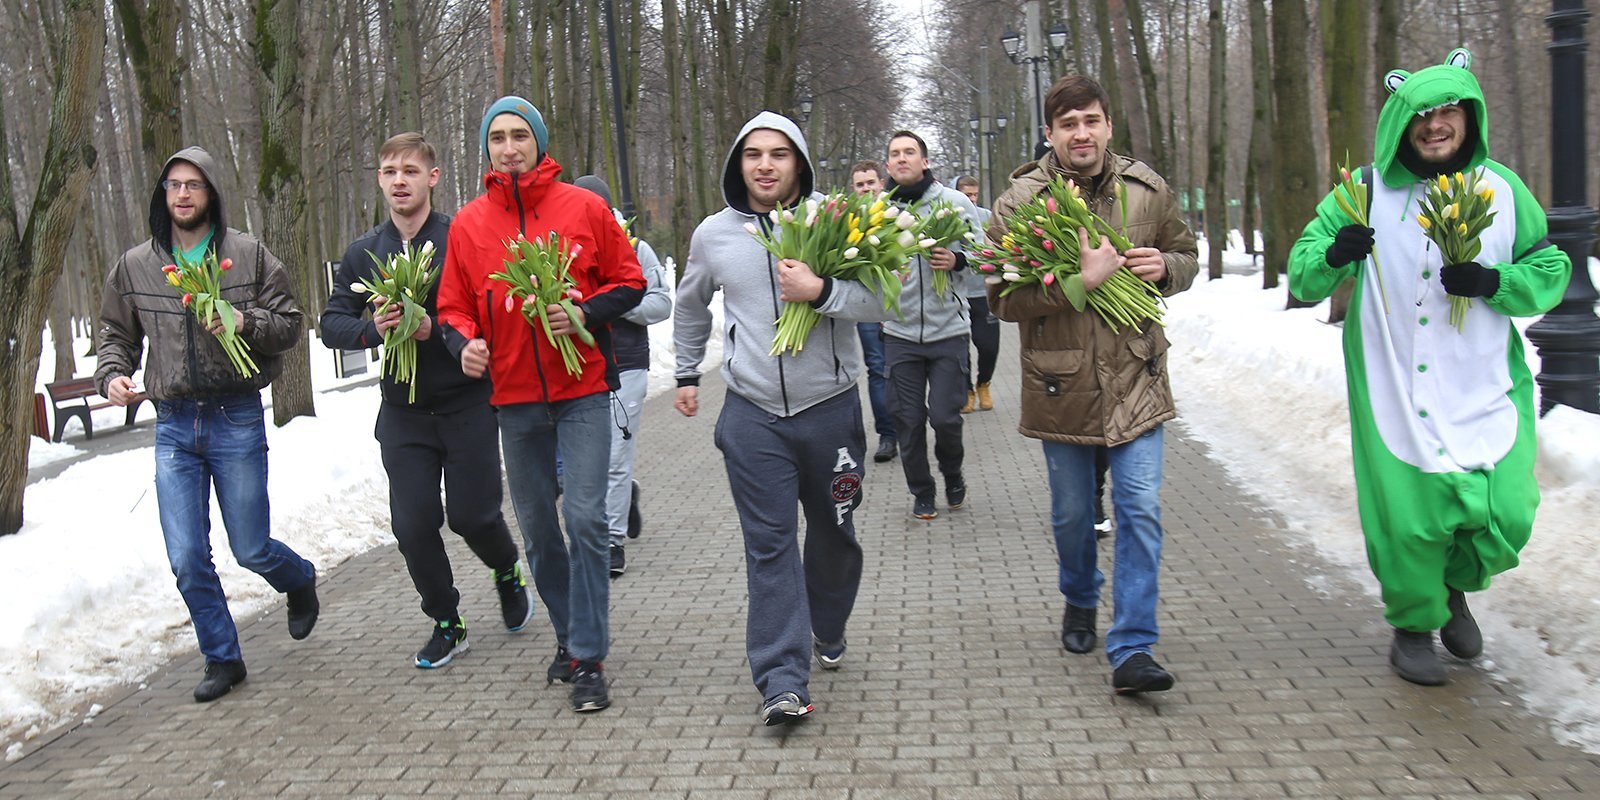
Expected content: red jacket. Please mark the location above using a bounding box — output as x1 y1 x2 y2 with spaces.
438 155 645 405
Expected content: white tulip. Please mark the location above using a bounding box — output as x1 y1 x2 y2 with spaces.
350 282 368 294
919 238 937 248
781 209 796 223
843 247 860 259
897 231 916 248
1003 271 1022 282
770 209 781 224
895 212 917 230
868 235 882 246
420 240 435 256
743 222 760 236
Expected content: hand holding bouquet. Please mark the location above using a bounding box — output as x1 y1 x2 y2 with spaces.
910 200 977 300
1416 168 1497 331
746 191 921 355
350 241 439 402
973 176 1164 331
1330 159 1389 314
163 252 258 377
490 233 596 376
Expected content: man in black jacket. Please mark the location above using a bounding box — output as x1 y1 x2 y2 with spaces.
321 132 530 669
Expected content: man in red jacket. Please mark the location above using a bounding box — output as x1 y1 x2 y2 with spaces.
436 96 645 713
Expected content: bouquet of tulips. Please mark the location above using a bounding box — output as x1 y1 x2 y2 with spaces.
350 241 439 403
612 209 639 248
1416 168 1497 331
909 199 978 300
974 176 1164 332
746 191 922 355
162 251 258 378
1330 159 1390 314
489 232 595 377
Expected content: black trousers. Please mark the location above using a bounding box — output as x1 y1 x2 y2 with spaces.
884 334 969 502
967 294 1001 387
376 401 519 622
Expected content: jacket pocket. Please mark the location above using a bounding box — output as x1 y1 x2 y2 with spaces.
1023 348 1085 398
1127 331 1169 379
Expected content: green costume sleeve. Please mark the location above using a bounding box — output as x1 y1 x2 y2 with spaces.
1481 160 1572 318
1288 184 1355 304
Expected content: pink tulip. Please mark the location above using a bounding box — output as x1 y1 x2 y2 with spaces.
220 258 233 271
1042 273 1055 286
181 293 192 306
504 294 516 313
978 264 995 273
567 288 584 302
1030 260 1042 268
1042 240 1054 251
1032 226 1046 237
1045 197 1058 214
982 248 995 257
162 264 178 273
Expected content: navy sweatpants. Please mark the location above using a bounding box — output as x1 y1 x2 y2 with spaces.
715 388 867 704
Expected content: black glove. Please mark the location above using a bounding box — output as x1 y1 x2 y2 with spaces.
1441 261 1500 298
1324 224 1376 268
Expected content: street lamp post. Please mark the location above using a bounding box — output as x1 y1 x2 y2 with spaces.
1527 0 1600 414
1001 4 1068 149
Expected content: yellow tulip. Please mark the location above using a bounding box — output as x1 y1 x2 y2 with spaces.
1437 175 1451 193
847 228 864 244
1477 186 1494 202
1457 222 1468 235
1417 214 1432 231
1454 171 1466 190
166 272 181 287
1446 203 1459 220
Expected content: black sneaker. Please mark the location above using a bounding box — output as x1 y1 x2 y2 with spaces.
193 660 247 703
911 498 938 520
760 691 813 726
547 646 575 685
813 637 846 670
626 480 643 539
494 564 532 632
286 569 319 640
1112 653 1175 694
415 617 469 669
1061 603 1097 654
1390 628 1446 686
874 436 898 463
570 661 611 712
1440 589 1482 659
610 544 627 579
946 478 968 510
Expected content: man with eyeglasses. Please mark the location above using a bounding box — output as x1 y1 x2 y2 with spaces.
96 146 317 703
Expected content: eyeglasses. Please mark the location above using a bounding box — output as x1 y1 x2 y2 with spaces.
161 179 208 192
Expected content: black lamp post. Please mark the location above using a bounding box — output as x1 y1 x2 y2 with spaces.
1527 0 1600 414
798 94 814 124
600 0 633 217
1001 21 1069 148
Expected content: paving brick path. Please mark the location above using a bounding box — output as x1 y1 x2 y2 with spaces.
5 335 1599 799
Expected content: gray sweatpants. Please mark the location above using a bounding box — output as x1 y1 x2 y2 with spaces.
715 388 867 704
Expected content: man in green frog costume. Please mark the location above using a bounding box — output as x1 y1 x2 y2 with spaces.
1289 49 1571 686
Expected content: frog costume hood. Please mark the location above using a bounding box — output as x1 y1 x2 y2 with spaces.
1375 48 1488 188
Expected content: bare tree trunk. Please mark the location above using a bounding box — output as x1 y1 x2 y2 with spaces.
392 0 423 131
759 0 799 113
1122 0 1168 174
1322 0 1370 322
588 2 619 188
0 0 104 535
687 0 715 222
663 0 690 264
112 0 184 177
1248 0 1274 281
253 0 315 425
1205 0 1227 280
1091 0 1132 157
489 0 505 95
1269 0 1320 307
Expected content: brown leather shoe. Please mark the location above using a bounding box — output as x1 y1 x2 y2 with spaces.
976 382 993 410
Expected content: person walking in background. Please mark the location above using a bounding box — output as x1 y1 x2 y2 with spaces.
96 146 319 703
436 96 645 712
987 75 1197 694
955 175 999 415
1288 50 1569 687
572 174 673 580
881 131 983 520
321 132 531 670
850 160 898 464
674 112 894 726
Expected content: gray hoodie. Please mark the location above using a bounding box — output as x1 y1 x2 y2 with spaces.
880 177 983 344
674 111 895 418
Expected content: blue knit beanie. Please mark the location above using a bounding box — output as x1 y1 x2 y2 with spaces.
480 96 549 164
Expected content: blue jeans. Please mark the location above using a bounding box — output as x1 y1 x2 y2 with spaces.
154 393 314 665
498 394 612 662
857 323 895 440
1043 426 1165 668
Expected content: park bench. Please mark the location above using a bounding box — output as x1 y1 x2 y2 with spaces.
44 377 145 443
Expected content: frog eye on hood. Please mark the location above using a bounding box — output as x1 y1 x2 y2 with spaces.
1446 47 1472 71
1384 70 1410 95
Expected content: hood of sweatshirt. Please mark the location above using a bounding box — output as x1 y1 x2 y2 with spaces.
149 146 227 256
1375 48 1489 188
720 111 815 216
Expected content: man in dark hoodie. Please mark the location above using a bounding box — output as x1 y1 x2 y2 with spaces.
436 97 645 713
571 174 672 580
881 131 983 520
674 111 896 726
321 132 531 670
96 146 317 703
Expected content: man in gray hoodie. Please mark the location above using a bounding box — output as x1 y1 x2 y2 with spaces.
674 111 895 726
881 131 984 520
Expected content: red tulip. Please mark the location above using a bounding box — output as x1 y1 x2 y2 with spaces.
181 293 192 306
220 258 233 271
162 264 178 273
1042 240 1054 251
1043 272 1056 286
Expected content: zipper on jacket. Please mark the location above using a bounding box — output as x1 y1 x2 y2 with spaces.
512 171 528 234
758 218 791 415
